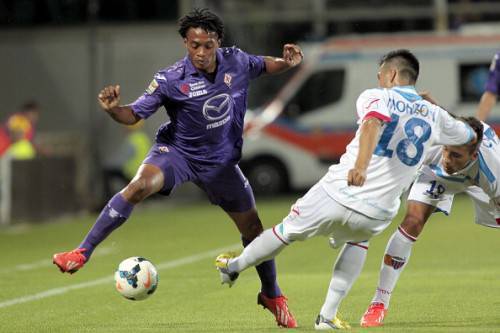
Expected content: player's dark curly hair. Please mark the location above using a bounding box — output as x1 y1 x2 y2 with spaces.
459 116 483 153
178 8 224 41
380 49 420 84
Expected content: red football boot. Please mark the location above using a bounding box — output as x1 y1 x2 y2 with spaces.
53 248 87 274
360 302 388 327
257 292 297 328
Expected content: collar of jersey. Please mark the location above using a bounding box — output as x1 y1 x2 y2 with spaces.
477 150 496 183
183 48 223 77
395 85 416 90
391 85 423 102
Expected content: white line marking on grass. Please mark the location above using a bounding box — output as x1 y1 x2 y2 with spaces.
0 243 241 309
0 247 114 274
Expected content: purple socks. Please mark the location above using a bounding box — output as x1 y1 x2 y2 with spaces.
79 193 134 260
242 237 281 298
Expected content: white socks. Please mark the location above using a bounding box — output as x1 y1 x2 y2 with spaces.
320 242 369 320
228 227 287 273
371 227 416 308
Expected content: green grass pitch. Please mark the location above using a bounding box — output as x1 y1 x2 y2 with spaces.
0 195 499 332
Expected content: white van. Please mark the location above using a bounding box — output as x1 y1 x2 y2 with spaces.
241 33 500 194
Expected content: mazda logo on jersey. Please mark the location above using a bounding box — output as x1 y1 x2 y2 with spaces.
202 93 232 121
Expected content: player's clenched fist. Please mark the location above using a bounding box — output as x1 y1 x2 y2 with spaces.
347 168 367 186
98 85 121 111
283 44 303 67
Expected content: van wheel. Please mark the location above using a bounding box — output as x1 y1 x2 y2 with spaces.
245 158 289 195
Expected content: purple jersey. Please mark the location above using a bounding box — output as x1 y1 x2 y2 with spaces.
130 47 265 166
485 53 500 95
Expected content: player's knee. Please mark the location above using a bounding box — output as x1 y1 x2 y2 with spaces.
401 213 425 237
233 209 263 240
247 226 263 240
123 177 152 203
242 218 264 240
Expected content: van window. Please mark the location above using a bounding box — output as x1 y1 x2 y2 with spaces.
283 69 345 118
459 63 490 102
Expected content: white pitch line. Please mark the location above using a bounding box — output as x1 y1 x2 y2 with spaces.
0 243 241 309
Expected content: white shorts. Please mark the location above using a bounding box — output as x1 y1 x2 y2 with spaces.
407 172 454 215
408 173 500 229
465 186 500 229
274 183 392 244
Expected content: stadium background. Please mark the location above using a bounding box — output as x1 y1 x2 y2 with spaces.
0 1 499 332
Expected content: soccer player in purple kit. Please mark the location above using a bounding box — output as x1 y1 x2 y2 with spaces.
477 52 500 121
52 8 302 328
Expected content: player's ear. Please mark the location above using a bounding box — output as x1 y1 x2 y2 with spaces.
390 69 397 84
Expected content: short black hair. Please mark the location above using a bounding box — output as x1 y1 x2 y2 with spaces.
379 49 420 84
178 8 224 41
460 116 483 153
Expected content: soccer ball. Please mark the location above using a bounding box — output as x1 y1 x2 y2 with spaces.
114 257 158 301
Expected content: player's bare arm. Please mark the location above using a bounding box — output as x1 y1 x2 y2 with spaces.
476 91 497 121
264 44 303 74
348 117 382 186
98 85 141 125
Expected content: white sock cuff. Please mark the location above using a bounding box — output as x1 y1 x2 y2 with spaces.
397 226 417 243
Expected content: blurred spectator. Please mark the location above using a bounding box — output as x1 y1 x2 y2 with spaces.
1 101 39 160
6 100 40 143
101 120 151 201
5 126 36 160
4 100 51 156
0 125 10 157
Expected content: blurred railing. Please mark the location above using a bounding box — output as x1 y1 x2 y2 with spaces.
0 132 89 225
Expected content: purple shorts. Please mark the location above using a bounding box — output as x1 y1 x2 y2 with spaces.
143 143 255 213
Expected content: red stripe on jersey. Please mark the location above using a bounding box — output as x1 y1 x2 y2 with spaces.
347 242 369 250
272 226 289 245
366 98 380 109
364 111 391 122
398 226 417 242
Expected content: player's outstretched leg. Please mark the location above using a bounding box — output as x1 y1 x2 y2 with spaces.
53 164 164 274
241 236 283 294
360 227 415 327
317 241 369 330
228 207 285 296
216 227 296 327
53 192 134 273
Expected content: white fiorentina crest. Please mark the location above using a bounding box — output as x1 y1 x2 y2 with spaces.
158 146 169 153
224 73 232 88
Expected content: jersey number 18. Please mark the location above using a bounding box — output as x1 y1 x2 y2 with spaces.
374 114 432 166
